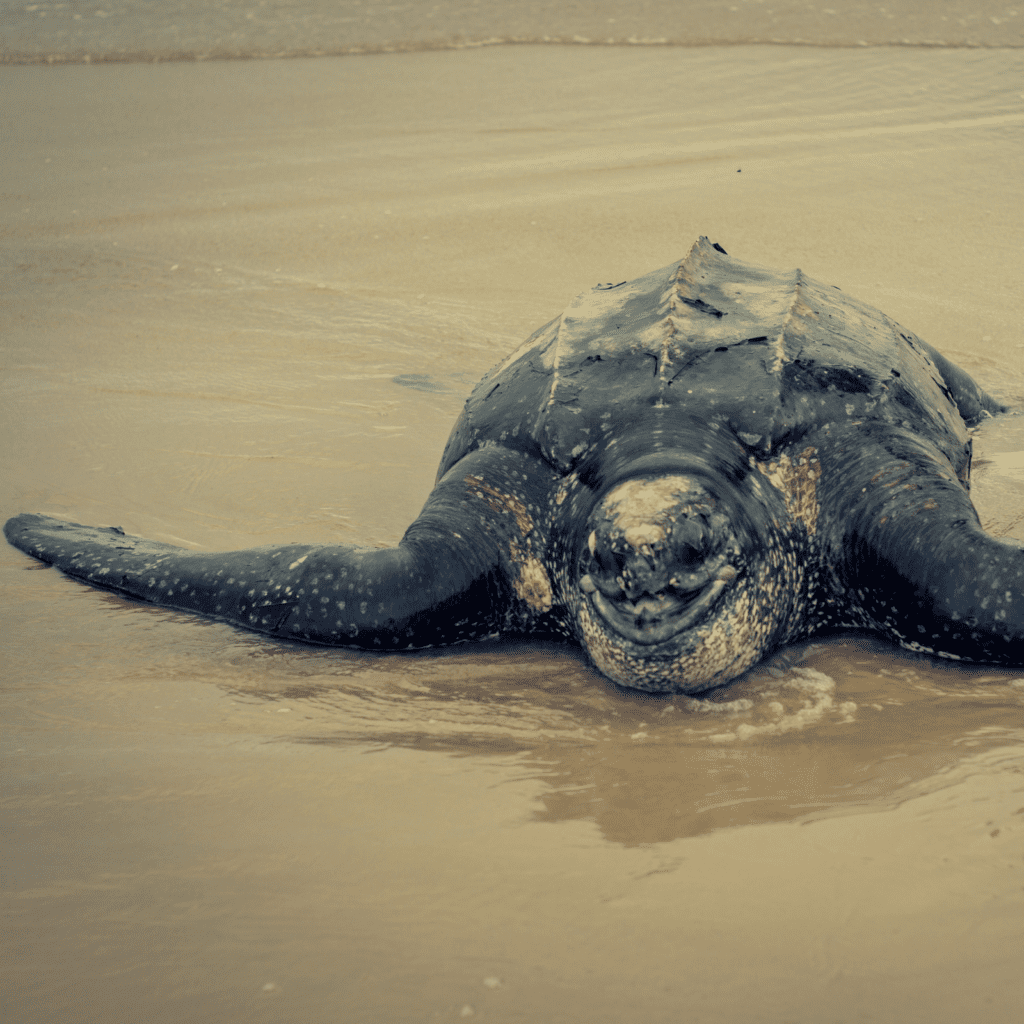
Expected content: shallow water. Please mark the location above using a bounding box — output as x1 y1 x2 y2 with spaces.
3 0 1023 61
2 29 1024 1024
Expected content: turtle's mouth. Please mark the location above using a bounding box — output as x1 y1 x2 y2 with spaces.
581 561 738 646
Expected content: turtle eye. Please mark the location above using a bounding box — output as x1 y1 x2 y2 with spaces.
593 546 625 575
669 516 711 565
674 543 703 568
586 526 622 575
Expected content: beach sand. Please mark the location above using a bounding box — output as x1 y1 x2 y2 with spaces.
2 17 1024 1024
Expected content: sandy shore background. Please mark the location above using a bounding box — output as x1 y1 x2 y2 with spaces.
2 5 1024 1024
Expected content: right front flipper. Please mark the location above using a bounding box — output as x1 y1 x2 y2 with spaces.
4 447 563 649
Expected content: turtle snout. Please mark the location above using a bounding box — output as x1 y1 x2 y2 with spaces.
584 521 667 600
620 548 673 601
583 518 703 602
580 507 737 606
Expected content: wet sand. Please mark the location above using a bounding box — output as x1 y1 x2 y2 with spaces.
2 35 1024 1024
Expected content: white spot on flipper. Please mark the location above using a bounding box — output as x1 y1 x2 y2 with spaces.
509 542 553 613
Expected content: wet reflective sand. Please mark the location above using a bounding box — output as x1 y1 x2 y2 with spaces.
2 39 1023 1024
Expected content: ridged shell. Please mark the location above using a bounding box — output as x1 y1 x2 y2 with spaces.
438 236 969 478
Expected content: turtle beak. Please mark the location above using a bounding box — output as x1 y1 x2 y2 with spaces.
580 560 737 645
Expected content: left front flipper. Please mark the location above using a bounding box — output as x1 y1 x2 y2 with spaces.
816 430 1024 663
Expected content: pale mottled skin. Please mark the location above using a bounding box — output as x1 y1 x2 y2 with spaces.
5 238 1023 692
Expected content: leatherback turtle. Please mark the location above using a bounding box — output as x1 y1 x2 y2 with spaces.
5 238 1023 692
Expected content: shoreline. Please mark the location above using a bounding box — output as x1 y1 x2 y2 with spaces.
4 35 1023 66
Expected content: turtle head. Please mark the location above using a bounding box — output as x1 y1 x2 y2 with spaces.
579 476 739 644
574 473 777 692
